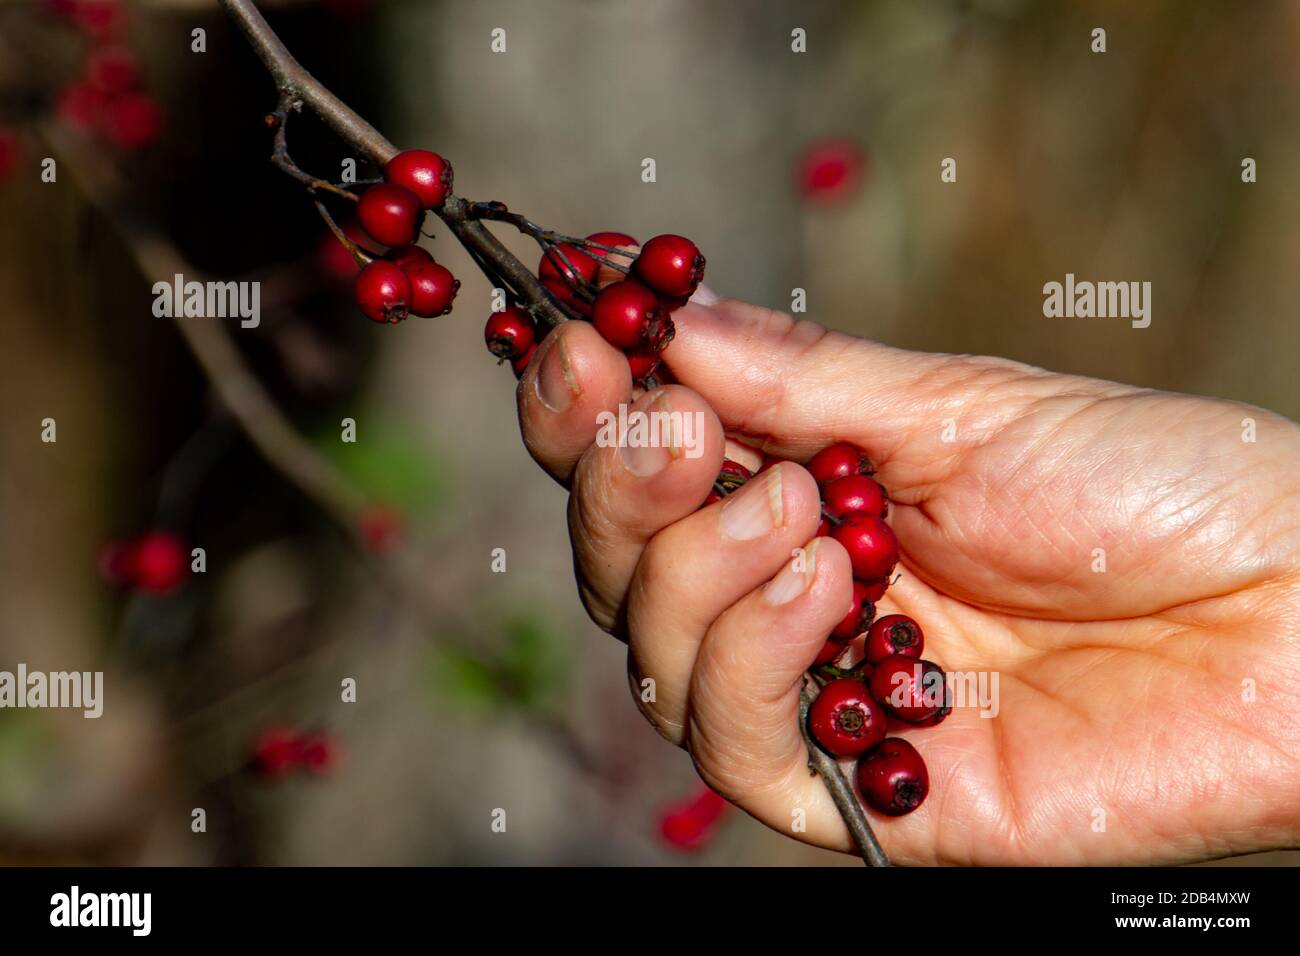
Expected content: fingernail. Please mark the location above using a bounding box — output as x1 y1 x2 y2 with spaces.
720 466 782 541
764 539 819 605
689 283 721 307
619 392 678 477
535 336 579 413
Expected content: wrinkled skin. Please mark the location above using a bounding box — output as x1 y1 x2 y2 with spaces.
514 292 1300 865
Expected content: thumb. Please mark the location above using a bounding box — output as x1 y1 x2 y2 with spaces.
661 292 1031 461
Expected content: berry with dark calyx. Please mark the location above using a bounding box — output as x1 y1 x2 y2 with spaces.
831 512 899 580
357 183 423 247
132 530 187 593
808 678 887 758
383 149 453 209
808 442 874 485
830 580 877 641
484 306 536 360
354 260 411 323
626 348 660 383
592 280 669 350
822 474 888 519
864 613 923 664
869 656 947 724
404 260 459 317
857 738 929 816
634 234 705 298
512 343 538 379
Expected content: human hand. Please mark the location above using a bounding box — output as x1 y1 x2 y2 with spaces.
515 293 1300 864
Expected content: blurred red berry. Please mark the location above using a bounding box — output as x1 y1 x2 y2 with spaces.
359 504 403 553
56 82 108 133
71 0 125 39
251 726 300 778
317 229 362 281
132 531 187 593
657 785 729 852
85 46 140 95
298 733 339 775
101 92 163 149
798 139 867 204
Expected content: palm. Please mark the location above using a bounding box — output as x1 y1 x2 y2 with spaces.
840 387 1300 864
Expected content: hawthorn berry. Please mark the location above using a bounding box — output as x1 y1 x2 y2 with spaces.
626 348 660 383
807 442 874 485
297 733 339 775
404 260 458 317
512 343 538 379
56 81 107 132
251 726 300 778
388 244 433 269
869 656 947 724
857 576 890 601
354 260 411 323
100 91 163 149
132 530 186 593
586 230 639 285
822 473 888 519
634 234 705 298
592 280 669 350
357 183 422 247
856 738 929 816
85 46 139 95
798 139 867 205
484 306 536 360
383 148 453 209
813 640 846 666
831 512 899 580
808 678 887 758
539 243 598 289
658 786 729 852
830 579 877 641
864 614 923 664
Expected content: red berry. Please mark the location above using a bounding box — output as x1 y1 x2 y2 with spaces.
512 343 538 379
56 82 107 132
586 230 639 285
404 260 458 317
359 504 403 553
85 46 139 95
297 733 339 775
822 474 888 519
830 580 877 641
858 576 890 601
539 243 598 288
484 306 536 360
626 348 660 383
797 139 867 204
869 656 947 723
383 149 453 209
388 244 433 269
719 459 753 481
856 738 929 816
634 234 705 298
100 91 162 149
808 678 888 758
357 183 422 247
831 512 898 580
584 230 638 256
132 531 186 593
813 640 846 666
807 442 874 485
354 260 411 323
592 280 669 350
816 518 831 537
71 0 124 38
251 726 300 778
864 614 923 664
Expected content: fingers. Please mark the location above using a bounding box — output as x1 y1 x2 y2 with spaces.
685 535 865 852
516 319 632 485
566 384 725 631
626 462 823 742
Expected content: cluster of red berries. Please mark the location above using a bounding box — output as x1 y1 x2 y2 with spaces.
351 149 459 323
99 530 188 594
708 443 946 818
250 726 339 779
487 232 705 384
51 9 164 153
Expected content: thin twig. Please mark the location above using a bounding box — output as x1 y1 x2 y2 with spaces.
799 682 891 866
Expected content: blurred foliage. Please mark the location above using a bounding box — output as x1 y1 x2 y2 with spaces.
312 414 448 515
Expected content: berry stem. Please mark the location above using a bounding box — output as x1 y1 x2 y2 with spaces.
799 682 892 867
268 98 360 202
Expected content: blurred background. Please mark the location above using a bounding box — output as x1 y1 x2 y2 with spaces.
0 0 1296 865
